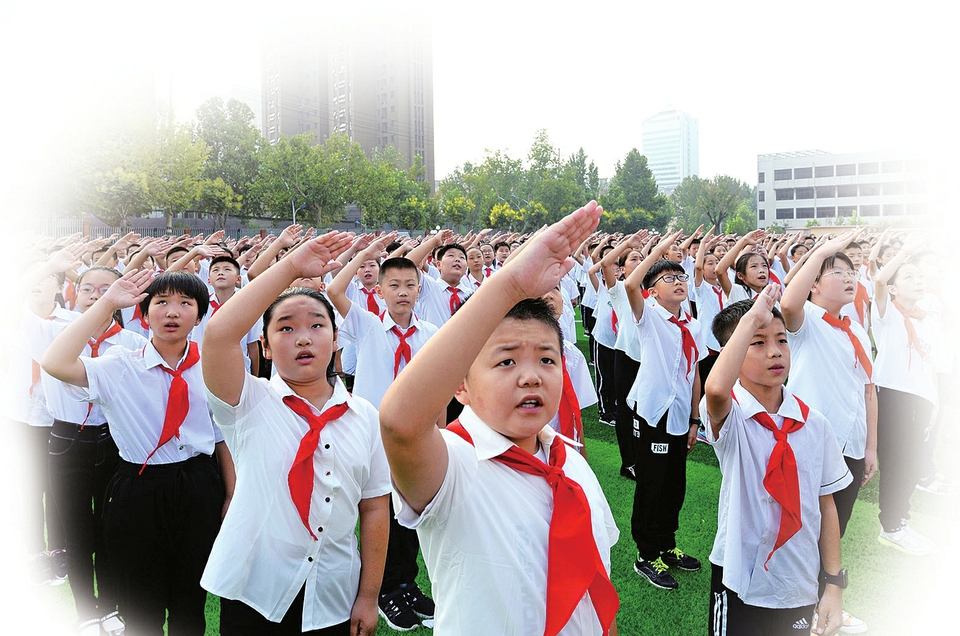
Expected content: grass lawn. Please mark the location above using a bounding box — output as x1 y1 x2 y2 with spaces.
30 319 960 634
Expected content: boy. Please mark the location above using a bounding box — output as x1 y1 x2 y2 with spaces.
493 240 511 268
379 202 620 636
192 255 262 375
623 231 706 590
42 270 234 635
328 237 439 631
702 287 851 636
405 232 472 327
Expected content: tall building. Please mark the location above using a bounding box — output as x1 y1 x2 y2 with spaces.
262 16 435 188
641 108 699 195
756 150 930 229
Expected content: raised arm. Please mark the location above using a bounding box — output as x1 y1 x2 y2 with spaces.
780 231 860 332
694 227 717 286
165 244 221 273
379 202 603 513
873 232 925 319
623 230 682 323
245 224 303 281
599 231 647 289
202 232 353 406
326 233 395 318
404 229 452 270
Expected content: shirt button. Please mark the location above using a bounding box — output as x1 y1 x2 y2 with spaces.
318 527 323 533
326 471 331 476
324 444 330 449
307 557 313 562
179 446 184 451
760 539 767 545
325 497 331 502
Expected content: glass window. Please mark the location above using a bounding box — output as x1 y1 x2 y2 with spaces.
776 208 794 220
816 207 836 218
758 172 765 183
775 189 794 200
883 182 904 195
759 209 765 220
858 162 879 175
796 207 814 219
837 205 857 216
837 184 858 197
795 187 815 200
883 203 905 215
774 169 793 181
859 183 881 196
814 165 834 178
758 191 765 202
836 164 856 176
860 205 881 216
794 167 813 179
816 186 836 198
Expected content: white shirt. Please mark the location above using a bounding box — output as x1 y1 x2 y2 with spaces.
694 280 724 352
338 301 438 408
872 300 938 405
548 341 598 438
202 374 390 630
191 295 263 373
701 382 851 609
415 274 472 327
608 282 642 361
347 280 387 316
119 305 152 339
786 302 871 458
559 290 577 345
395 406 619 636
580 258 598 310
70 340 222 464
590 284 618 349
627 303 706 435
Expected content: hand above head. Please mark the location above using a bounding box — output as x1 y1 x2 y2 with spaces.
746 284 781 328
283 231 354 279
101 268 154 310
277 224 304 249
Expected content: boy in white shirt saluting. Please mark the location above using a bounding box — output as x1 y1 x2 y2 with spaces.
380 202 620 636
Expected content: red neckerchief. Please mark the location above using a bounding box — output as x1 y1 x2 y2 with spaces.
446 420 619 636
208 296 222 316
140 341 201 474
891 299 928 368
389 324 417 378
852 282 869 326
447 286 463 315
710 284 724 310
282 395 350 540
734 391 810 570
484 266 493 278
131 303 149 329
80 320 124 430
360 287 380 314
610 308 618 335
669 311 698 379
558 355 584 455
821 312 872 381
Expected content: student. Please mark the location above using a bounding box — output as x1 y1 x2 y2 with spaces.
587 242 619 427
379 202 620 636
841 241 872 329
405 232 472 328
623 230 706 590
42 269 233 636
479 242 496 277
327 237 439 631
693 229 725 385
702 287 851 636
493 240 511 268
464 245 485 288
718 230 771 303
191 255 262 374
871 234 938 554
199 230 389 636
41 266 148 635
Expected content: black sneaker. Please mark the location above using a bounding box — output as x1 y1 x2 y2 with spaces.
399 582 435 620
378 587 420 631
659 547 701 571
49 548 68 579
633 557 678 590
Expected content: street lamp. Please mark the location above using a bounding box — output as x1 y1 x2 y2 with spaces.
292 202 306 225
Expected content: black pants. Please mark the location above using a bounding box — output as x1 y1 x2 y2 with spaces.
47 419 121 621
631 411 688 561
17 421 64 554
593 341 617 421
832 455 865 538
613 349 640 471
698 351 719 387
220 587 350 636
581 304 596 361
710 564 816 636
103 455 223 636
381 498 421 593
877 387 934 531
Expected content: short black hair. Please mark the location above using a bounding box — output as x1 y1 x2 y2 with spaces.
436 243 467 261
789 243 807 258
493 241 510 252
642 259 685 290
209 255 241 273
78 266 124 326
503 298 563 351
165 246 189 261
378 257 421 283
261 287 338 387
138 271 210 320
712 299 785 347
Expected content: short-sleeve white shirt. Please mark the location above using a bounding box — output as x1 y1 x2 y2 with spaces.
626 303 706 435
394 406 618 636
871 301 938 405
202 374 390 630
548 341 598 437
591 284 618 349
608 282 642 361
415 274 472 327
787 302 871 458
701 382 852 609
694 280 724 353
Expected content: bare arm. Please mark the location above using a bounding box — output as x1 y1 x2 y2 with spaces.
327 235 394 319
780 231 860 332
623 230 682 323
404 229 451 270
245 224 303 281
351 494 390 636
815 494 844 635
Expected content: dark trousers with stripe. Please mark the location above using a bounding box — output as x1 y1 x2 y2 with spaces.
592 341 617 421
103 454 223 636
877 387 933 531
710 564 816 636
381 498 421 593
47 419 121 621
631 411 688 561
613 349 640 471
220 587 350 636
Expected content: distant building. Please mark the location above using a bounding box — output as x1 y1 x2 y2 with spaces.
756 150 930 229
642 108 699 195
261 16 435 189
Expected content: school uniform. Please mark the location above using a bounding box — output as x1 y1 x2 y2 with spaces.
192 294 263 373
725 283 758 305
590 284 618 423
547 341 598 444
203 374 390 634
626 302 706 561
607 282 643 474
693 279 725 383
700 382 851 633
67 340 225 635
415 274 472 327
787 301 872 535
872 300 938 532
120 304 152 339
394 406 619 636
579 257 598 353
559 289 577 345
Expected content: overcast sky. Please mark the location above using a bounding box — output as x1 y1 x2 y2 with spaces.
2 0 954 192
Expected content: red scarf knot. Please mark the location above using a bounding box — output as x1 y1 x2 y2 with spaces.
140 341 201 474
390 324 417 378
447 286 463 314
360 287 380 314
821 312 872 381
669 313 698 378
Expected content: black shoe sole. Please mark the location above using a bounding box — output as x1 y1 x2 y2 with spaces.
633 562 678 590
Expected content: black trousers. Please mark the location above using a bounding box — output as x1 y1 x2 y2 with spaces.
581 304 596 362
17 421 64 554
47 419 120 621
631 411 688 561
381 498 421 593
877 387 934 531
592 341 617 421
698 351 719 387
710 564 816 636
613 349 640 471
103 454 223 636
220 587 350 636
832 455 865 538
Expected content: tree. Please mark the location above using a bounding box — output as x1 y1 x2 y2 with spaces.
669 174 756 233
601 149 666 215
197 177 242 231
145 111 209 231
725 202 758 235
489 202 522 231
82 167 151 227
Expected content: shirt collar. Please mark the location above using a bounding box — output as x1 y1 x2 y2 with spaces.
379 311 421 333
457 406 572 461
143 340 192 371
270 373 351 413
732 380 805 423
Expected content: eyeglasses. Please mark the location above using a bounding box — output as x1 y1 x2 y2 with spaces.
653 273 689 285
78 284 112 294
821 269 860 281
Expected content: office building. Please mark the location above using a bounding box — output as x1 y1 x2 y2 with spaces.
641 108 699 195
756 150 930 229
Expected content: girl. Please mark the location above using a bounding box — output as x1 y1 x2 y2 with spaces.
717 230 771 304
872 233 938 555
693 229 726 385
200 231 389 636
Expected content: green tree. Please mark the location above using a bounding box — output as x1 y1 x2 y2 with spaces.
194 97 264 218
82 167 151 227
355 146 404 230
601 149 665 216
489 202 522 231
725 202 758 235
670 175 756 233
145 111 209 231
197 177 242 231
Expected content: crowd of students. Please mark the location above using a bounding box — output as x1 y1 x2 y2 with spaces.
5 204 950 636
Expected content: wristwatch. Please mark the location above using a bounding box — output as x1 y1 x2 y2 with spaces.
821 568 848 589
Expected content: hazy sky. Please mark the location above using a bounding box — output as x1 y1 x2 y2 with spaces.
2 0 954 192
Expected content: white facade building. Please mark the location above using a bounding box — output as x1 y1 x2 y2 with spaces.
756 150 930 230
642 108 699 195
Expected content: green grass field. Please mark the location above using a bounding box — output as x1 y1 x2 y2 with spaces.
32 319 959 634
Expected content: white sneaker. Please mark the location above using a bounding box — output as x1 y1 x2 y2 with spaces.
878 526 932 555
900 520 934 550
839 610 867 634
99 611 125 636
